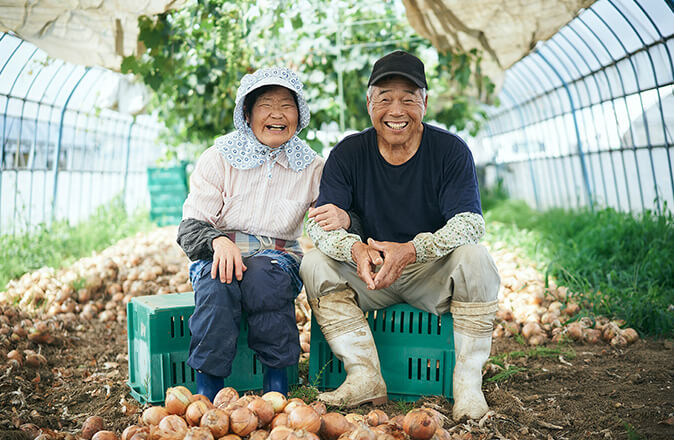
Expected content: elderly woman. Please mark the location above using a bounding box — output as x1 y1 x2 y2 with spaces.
177 67 348 400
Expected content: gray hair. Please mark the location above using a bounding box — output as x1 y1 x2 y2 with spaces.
367 85 427 111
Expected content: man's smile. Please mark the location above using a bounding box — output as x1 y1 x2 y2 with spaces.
384 121 408 130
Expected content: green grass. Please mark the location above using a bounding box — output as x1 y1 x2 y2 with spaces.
0 196 153 289
482 196 674 336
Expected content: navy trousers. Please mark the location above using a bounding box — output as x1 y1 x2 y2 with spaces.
187 255 300 377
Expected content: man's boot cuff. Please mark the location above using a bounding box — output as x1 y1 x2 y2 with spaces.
320 315 369 341
451 300 498 338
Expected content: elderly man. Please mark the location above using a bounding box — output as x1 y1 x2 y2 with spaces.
300 51 500 421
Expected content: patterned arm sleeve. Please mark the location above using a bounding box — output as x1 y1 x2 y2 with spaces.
411 212 485 263
306 217 362 263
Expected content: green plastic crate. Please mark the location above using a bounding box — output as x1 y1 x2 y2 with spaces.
147 166 188 189
308 303 454 402
127 292 299 405
147 165 189 226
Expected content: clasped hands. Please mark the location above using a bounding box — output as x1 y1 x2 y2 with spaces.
352 239 416 290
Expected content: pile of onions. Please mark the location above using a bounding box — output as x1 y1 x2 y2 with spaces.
99 386 457 440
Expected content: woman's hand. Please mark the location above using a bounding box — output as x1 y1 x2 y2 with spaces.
308 203 350 231
211 236 247 283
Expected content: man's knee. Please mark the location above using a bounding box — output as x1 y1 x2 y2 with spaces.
300 249 349 300
449 244 500 303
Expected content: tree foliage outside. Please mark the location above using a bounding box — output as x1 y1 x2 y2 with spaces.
122 0 497 161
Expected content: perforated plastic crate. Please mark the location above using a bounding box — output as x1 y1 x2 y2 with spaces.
127 292 298 404
308 303 454 401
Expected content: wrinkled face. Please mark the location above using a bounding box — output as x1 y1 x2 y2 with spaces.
367 77 427 148
247 86 299 148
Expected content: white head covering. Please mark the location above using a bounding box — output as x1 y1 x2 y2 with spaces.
215 67 316 178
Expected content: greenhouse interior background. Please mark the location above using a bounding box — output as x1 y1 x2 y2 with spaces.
1 0 672 233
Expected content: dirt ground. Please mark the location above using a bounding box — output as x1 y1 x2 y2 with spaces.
1 318 672 440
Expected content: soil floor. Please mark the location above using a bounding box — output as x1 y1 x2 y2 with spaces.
0 319 672 440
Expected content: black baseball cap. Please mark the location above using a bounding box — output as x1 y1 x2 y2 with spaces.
367 50 428 89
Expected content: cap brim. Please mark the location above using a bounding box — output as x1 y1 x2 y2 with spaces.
368 71 426 89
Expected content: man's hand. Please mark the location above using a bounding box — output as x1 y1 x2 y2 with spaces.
211 236 247 283
308 204 350 231
351 242 383 290
367 238 416 289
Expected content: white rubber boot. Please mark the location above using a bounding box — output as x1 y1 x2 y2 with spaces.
310 290 387 407
452 330 491 421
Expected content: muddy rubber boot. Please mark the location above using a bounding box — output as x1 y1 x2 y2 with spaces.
310 289 387 407
452 331 491 421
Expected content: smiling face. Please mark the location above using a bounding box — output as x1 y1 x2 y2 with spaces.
367 76 427 151
246 86 299 148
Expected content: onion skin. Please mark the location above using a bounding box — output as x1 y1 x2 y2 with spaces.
186 401 212 426
141 406 169 426
309 401 326 416
200 408 230 438
622 328 639 344
261 391 288 413
192 394 216 407
158 414 188 436
82 415 105 439
230 407 259 437
165 386 193 415
121 425 147 440
248 397 275 427
271 413 289 429
288 406 321 433
389 416 405 429
283 398 307 415
92 431 118 440
402 409 437 440
219 435 242 440
183 426 215 440
344 414 364 426
320 412 354 440
214 387 240 408
249 429 271 440
269 426 294 440
287 430 320 440
432 428 452 440
340 426 376 440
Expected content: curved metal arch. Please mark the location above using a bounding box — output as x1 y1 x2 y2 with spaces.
543 39 604 204
507 62 574 208
614 0 674 203
556 27 627 211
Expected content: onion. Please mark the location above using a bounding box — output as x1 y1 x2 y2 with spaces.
584 328 602 344
283 398 306 414
219 435 242 440
320 413 354 440
192 394 215 407
402 409 437 440
200 408 230 438
186 401 212 426
566 322 584 341
521 322 543 340
365 409 388 426
142 406 169 426
528 333 547 346
287 430 320 440
165 386 193 415
159 414 188 436
183 426 215 440
389 416 405 429
288 406 321 433
230 407 258 437
92 431 118 440
7 349 23 366
611 333 628 347
271 413 289 429
421 408 444 429
249 429 271 440
121 425 147 440
261 392 287 413
309 401 326 416
214 387 239 408
249 397 275 427
269 426 293 440
622 328 639 344
341 426 376 440
82 415 105 439
344 414 364 426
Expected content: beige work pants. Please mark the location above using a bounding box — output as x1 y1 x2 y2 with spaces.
300 244 501 336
